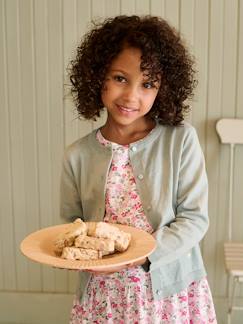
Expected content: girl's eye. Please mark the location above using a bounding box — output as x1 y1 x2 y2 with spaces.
143 82 154 89
114 75 126 83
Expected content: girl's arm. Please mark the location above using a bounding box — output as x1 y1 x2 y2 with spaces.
149 127 209 271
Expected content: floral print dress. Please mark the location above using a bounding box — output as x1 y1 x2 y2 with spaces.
70 130 217 324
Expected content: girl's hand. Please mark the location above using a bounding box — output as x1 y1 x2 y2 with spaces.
84 257 147 275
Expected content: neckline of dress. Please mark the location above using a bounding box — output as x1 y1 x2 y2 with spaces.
96 121 158 148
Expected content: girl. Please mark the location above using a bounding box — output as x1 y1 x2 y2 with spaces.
61 15 217 323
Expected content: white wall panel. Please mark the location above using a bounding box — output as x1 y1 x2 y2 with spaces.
164 0 179 29
120 0 136 15
192 0 209 150
1 0 243 323
18 0 42 292
150 0 165 17
0 0 17 291
104 0 120 17
217 0 239 298
135 0 150 15
5 0 29 292
204 0 225 297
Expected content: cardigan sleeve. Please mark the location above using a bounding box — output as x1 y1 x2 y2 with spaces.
60 151 83 223
148 127 209 270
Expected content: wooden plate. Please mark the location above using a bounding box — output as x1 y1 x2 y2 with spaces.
20 223 156 270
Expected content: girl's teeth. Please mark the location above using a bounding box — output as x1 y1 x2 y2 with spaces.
120 106 135 112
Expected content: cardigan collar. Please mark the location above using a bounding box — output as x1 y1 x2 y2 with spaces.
88 119 164 153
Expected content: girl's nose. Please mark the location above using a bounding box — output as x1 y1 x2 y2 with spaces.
122 85 139 103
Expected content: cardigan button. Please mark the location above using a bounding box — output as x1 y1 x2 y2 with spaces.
147 205 151 211
138 174 144 180
131 146 137 152
156 289 162 296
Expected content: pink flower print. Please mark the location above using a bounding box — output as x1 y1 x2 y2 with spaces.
107 313 112 318
112 166 118 171
115 183 123 191
179 295 188 302
162 313 168 320
134 286 141 293
74 304 85 315
140 300 145 307
129 178 136 184
129 276 140 283
189 301 195 308
130 192 138 199
136 202 143 209
99 307 106 314
99 281 105 288
180 309 187 316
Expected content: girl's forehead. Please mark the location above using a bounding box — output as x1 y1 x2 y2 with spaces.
108 47 161 81
111 47 142 64
108 47 142 73
109 49 143 75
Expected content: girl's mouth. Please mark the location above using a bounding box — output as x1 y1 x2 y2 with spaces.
116 104 138 114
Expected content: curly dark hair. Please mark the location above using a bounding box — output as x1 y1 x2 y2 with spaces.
69 15 197 125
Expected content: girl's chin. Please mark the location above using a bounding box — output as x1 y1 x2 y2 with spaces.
106 115 147 129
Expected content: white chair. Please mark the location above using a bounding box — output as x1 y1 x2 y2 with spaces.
216 118 243 324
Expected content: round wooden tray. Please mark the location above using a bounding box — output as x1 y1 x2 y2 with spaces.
20 223 156 270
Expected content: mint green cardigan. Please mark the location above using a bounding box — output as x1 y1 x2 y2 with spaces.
60 121 208 300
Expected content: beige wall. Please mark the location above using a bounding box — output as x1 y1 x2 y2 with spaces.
0 0 243 323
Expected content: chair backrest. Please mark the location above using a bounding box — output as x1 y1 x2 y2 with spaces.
216 119 243 144
216 118 243 241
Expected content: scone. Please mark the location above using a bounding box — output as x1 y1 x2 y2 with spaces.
87 222 131 252
54 218 87 255
74 234 115 253
61 246 104 260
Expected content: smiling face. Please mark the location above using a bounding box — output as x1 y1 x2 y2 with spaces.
101 47 160 132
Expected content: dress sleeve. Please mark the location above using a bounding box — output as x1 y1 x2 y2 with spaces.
60 151 83 223
148 127 209 270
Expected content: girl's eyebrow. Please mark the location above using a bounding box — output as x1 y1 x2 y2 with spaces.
109 68 129 75
109 69 155 82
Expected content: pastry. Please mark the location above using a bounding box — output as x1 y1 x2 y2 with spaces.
54 218 87 255
87 222 131 252
74 234 115 253
55 219 131 260
61 246 103 260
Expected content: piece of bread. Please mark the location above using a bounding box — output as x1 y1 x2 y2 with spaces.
87 222 131 252
61 246 103 260
86 222 97 237
54 218 87 255
56 219 131 260
74 235 115 253
113 232 131 252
